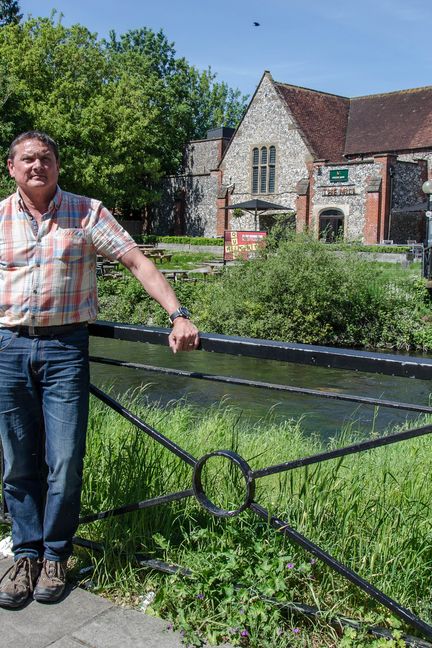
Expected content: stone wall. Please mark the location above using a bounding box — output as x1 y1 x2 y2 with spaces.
390 160 425 243
220 73 308 231
397 150 432 174
392 160 424 210
312 160 383 241
154 173 219 237
183 138 221 175
154 137 227 237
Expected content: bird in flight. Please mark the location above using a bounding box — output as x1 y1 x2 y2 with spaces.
253 21 260 26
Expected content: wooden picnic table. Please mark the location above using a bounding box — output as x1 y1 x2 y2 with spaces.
142 248 173 263
159 267 221 282
159 268 191 281
136 243 156 251
96 258 122 279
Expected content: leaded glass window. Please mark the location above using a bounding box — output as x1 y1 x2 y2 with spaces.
251 145 276 194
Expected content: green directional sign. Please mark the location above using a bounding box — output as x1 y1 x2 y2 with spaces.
330 169 348 183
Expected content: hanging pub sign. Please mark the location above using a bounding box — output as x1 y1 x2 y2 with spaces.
224 230 267 261
329 169 349 183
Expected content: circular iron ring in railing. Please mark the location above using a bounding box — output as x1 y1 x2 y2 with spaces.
192 450 255 517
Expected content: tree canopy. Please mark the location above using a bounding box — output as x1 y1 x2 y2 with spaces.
0 15 248 215
0 0 22 27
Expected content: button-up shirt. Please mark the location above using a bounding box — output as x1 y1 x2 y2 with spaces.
0 187 137 327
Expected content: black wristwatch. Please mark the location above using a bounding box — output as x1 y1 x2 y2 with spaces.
169 306 191 325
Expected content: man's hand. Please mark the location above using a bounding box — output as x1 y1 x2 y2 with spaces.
168 318 200 353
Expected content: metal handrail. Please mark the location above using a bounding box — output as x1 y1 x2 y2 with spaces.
88 320 432 379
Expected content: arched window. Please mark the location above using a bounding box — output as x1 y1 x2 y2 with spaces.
268 146 276 193
252 146 276 194
260 147 267 193
319 209 344 242
252 148 259 194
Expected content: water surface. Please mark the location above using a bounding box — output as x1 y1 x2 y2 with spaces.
89 338 432 440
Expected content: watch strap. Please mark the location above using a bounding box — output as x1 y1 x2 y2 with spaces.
169 306 191 324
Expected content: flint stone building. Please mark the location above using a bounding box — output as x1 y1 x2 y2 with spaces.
155 71 432 244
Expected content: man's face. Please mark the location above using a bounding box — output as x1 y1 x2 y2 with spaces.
7 139 59 198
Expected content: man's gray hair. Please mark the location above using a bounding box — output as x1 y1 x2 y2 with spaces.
8 131 59 161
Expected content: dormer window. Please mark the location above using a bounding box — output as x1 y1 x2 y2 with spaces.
252 145 276 194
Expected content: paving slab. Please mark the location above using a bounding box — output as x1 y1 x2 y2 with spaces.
0 558 232 648
0 558 114 648
45 640 89 648
72 606 184 648
46 639 87 648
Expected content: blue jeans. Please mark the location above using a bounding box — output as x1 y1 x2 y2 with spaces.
0 327 89 562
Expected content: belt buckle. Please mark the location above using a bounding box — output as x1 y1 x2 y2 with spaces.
28 325 37 336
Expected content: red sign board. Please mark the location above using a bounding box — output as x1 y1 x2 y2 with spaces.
224 230 267 261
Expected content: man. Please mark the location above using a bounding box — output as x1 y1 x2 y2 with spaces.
0 131 199 609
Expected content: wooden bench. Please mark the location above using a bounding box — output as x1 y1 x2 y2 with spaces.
96 259 122 279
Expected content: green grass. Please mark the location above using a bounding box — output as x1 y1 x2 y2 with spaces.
69 392 432 647
157 251 217 270
366 260 422 281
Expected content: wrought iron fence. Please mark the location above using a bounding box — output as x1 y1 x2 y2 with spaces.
424 244 432 280
1 320 432 644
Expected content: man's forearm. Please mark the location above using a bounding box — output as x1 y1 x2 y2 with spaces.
119 246 199 353
120 247 180 316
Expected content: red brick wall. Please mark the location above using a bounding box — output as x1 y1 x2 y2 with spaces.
374 154 397 242
296 195 309 232
364 190 381 244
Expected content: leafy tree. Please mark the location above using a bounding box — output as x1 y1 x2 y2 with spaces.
0 0 22 27
0 16 248 220
0 58 23 195
187 67 248 139
0 16 110 198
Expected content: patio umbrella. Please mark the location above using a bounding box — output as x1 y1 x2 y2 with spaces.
225 199 293 230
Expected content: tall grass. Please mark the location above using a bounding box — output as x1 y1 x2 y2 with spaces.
76 392 432 646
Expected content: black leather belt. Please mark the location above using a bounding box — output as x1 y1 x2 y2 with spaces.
5 322 88 337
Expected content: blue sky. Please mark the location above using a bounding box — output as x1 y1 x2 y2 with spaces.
19 0 432 99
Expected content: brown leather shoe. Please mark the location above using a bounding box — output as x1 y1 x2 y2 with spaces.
33 559 68 603
0 557 41 609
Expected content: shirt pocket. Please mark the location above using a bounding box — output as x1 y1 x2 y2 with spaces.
49 229 92 264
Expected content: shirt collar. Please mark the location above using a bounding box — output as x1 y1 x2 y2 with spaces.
16 185 63 215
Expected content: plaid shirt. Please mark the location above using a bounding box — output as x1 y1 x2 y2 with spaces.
0 187 137 327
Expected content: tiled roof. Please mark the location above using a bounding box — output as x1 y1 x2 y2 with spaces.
273 78 432 159
274 82 350 162
344 87 432 155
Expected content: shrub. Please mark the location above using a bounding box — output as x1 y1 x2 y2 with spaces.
195 235 432 350
158 236 224 246
97 234 432 351
132 235 225 246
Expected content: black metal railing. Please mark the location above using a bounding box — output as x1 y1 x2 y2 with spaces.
1 320 432 644
424 244 432 280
